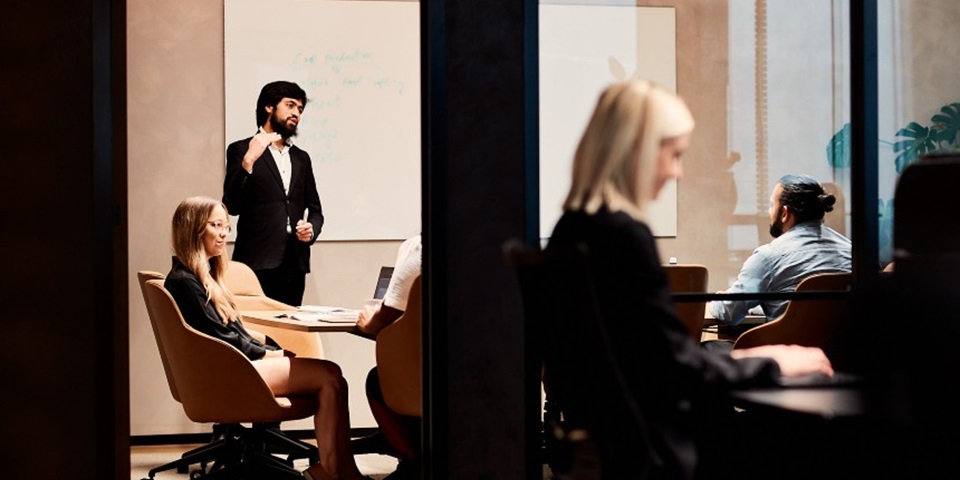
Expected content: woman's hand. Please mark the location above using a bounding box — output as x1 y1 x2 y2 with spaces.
732 344 834 378
247 328 268 345
262 348 284 359
262 348 294 359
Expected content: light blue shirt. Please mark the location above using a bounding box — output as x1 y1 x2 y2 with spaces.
708 221 852 325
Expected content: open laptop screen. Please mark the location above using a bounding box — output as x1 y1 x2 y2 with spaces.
374 266 394 300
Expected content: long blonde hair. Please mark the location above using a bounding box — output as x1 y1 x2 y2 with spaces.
563 80 695 221
171 196 240 323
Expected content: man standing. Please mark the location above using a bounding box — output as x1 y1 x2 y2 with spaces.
223 80 324 307
708 174 851 325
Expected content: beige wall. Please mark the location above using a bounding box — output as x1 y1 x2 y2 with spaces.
903 0 960 122
128 0 399 435
640 0 737 292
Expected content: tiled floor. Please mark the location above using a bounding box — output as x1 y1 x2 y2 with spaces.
130 444 399 480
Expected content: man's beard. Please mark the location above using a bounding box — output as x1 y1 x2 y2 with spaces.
769 215 784 238
269 113 298 139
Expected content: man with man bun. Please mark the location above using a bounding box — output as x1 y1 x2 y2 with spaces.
709 174 852 325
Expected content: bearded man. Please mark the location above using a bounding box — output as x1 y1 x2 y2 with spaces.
223 80 324 307
708 174 852 325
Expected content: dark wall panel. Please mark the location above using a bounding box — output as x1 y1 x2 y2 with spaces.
0 0 127 478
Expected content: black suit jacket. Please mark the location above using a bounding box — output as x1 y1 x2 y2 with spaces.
223 136 324 272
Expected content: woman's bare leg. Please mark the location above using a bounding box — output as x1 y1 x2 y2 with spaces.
254 357 364 480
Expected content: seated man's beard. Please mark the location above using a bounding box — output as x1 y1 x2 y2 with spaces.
769 216 784 238
270 115 298 139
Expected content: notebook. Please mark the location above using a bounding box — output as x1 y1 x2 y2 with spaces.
292 306 359 323
293 266 394 323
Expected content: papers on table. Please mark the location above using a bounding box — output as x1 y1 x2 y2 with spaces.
292 305 359 323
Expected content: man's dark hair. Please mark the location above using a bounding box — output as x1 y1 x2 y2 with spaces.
255 81 308 127
777 174 836 223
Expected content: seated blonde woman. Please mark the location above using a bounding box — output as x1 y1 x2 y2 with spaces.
163 196 370 480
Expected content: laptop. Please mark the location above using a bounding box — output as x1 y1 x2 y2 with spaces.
776 370 866 388
373 266 394 300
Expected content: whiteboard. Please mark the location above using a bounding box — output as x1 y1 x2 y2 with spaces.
225 0 421 241
539 4 677 238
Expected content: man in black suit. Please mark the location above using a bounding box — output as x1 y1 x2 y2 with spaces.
223 80 324 307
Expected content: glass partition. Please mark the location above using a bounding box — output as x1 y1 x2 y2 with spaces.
876 0 960 268
720 0 852 292
538 0 856 314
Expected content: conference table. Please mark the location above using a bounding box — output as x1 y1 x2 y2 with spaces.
241 309 374 339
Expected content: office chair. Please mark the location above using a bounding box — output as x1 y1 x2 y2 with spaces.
502 241 570 472
662 264 709 342
140 267 327 474
351 275 425 467
376 275 423 418
732 272 852 356
138 270 232 476
883 154 960 466
137 271 178 399
504 239 661 479
222 260 325 359
893 153 960 260
139 278 319 479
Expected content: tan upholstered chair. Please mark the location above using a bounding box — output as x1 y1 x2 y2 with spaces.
223 260 324 359
137 271 179 400
662 264 709 342
375 275 423 417
140 278 318 479
139 270 231 476
733 272 853 352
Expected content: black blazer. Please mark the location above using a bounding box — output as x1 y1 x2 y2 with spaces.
223 136 324 272
164 258 277 361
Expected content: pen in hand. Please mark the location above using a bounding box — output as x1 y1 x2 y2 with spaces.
296 208 313 242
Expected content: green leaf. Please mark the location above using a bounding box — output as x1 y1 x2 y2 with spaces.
892 140 916 151
826 123 851 168
931 102 960 146
893 123 936 173
895 121 928 138
894 151 915 173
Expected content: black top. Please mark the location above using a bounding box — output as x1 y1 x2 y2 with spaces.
548 208 780 479
164 257 278 361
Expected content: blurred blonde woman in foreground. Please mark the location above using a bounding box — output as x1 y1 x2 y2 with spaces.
546 80 834 480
